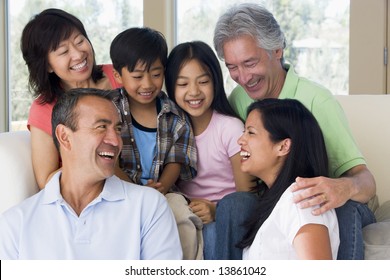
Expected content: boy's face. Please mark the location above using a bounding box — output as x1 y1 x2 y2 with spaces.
113 59 164 106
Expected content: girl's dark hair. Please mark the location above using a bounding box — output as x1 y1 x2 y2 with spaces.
21 8 103 104
165 41 239 120
238 98 329 248
110 27 168 74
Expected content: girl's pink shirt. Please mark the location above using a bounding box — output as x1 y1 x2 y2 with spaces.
176 111 244 202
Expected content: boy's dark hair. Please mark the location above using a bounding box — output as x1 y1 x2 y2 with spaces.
110 27 168 74
21 8 103 104
51 88 118 151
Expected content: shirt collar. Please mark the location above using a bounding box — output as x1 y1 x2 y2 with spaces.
115 88 185 119
157 91 184 118
41 172 126 205
279 63 299 99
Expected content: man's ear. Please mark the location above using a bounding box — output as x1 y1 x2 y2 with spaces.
55 124 72 151
274 48 284 60
278 138 291 156
113 69 123 84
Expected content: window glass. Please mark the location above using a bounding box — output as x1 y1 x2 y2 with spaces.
176 0 349 96
8 0 143 130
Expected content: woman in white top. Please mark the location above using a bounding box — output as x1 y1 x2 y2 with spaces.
238 98 340 260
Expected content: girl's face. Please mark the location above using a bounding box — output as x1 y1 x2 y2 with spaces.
47 30 94 90
238 110 287 187
174 59 214 120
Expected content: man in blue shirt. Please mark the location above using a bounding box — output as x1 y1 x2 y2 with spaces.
0 88 182 260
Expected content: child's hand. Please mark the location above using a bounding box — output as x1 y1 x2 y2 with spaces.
145 179 164 193
189 198 216 224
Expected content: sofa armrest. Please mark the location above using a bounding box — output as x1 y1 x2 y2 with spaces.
0 131 39 214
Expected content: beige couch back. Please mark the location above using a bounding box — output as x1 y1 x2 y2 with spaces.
0 95 389 214
335 95 390 205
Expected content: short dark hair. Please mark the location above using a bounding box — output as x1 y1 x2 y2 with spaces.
110 27 168 74
51 88 118 151
21 8 103 104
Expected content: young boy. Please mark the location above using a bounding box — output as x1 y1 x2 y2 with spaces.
110 27 202 259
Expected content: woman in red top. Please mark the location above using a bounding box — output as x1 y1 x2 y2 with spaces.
21 8 120 189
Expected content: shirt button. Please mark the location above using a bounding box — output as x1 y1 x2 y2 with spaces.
137 165 141 169
130 138 134 142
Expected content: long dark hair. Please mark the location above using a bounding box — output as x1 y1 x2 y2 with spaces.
238 98 329 248
21 8 103 104
165 41 239 120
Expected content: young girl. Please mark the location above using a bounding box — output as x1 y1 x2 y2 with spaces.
238 98 340 259
165 41 256 258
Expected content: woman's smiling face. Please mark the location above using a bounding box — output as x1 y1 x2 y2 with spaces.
238 110 286 187
47 29 94 89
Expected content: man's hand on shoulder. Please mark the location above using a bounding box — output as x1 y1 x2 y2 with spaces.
291 176 352 215
291 165 376 215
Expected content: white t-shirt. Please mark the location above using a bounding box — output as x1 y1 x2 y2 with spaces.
176 111 244 202
243 185 340 259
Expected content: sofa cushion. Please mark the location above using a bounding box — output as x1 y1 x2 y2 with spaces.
367 195 379 213
0 131 39 214
363 200 390 259
374 200 390 222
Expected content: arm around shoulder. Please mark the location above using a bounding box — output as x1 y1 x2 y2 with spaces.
343 164 376 203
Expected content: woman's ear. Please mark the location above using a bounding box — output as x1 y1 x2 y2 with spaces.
55 124 72 151
278 138 291 156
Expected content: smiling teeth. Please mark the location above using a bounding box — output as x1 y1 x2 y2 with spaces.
71 60 87 70
240 151 251 157
189 100 201 105
99 152 114 158
139 92 152 96
247 80 259 88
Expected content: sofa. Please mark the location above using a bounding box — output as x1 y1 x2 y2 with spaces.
0 94 389 259
334 95 390 259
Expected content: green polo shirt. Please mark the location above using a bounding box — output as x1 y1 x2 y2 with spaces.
228 64 365 178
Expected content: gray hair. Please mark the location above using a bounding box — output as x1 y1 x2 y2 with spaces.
213 3 286 60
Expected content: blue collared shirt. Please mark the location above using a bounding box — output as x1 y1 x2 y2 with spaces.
0 172 182 259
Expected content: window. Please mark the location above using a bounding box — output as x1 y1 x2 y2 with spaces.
176 0 350 96
7 0 143 131
0 0 370 131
